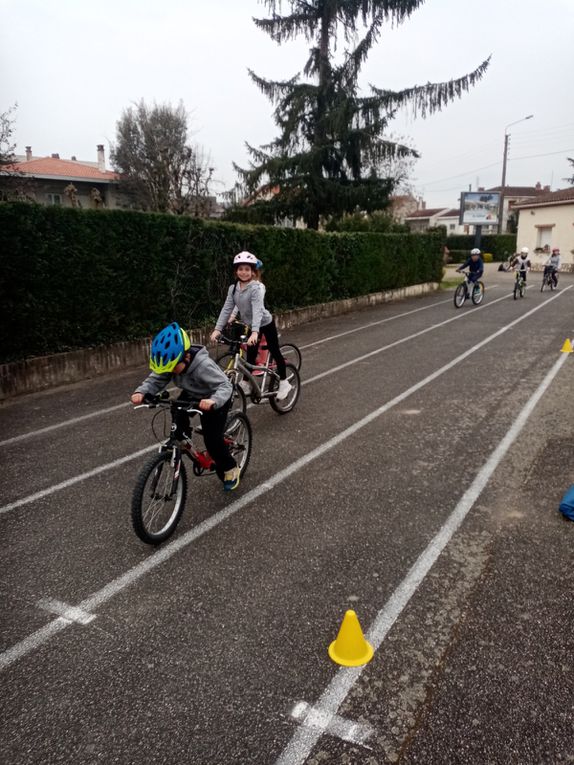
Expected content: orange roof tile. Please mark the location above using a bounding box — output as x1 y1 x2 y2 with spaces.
7 157 119 181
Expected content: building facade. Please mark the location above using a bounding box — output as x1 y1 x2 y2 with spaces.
514 188 574 271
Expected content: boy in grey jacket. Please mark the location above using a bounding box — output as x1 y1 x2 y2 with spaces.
131 323 239 491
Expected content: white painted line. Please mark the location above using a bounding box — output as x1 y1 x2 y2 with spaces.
0 618 69 670
0 445 156 516
291 701 373 747
302 289 516 386
0 402 130 448
0 289 490 448
0 290 569 671
0 289 515 518
275 340 573 765
37 598 96 625
298 287 499 350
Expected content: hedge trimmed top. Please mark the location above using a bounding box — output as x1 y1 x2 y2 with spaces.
0 203 443 362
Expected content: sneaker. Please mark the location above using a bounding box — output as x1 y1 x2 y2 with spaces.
223 466 241 492
276 379 292 401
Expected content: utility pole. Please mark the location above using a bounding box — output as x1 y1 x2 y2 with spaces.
497 114 534 234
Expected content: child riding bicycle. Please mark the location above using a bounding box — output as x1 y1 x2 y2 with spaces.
513 247 531 282
210 251 292 401
456 247 484 285
543 248 560 287
130 322 241 491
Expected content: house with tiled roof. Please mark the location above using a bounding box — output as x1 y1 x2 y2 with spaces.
0 145 133 209
513 187 574 271
486 182 550 233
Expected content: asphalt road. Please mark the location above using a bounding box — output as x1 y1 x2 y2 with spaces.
1 271 573 765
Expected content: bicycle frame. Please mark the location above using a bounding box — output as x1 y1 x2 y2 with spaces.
220 336 281 403
135 399 219 476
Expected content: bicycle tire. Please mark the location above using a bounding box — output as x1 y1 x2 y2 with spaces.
225 410 252 478
269 363 301 414
540 276 546 292
131 451 187 545
454 284 466 308
279 343 302 371
520 281 525 298
471 282 485 305
550 278 556 291
513 283 519 300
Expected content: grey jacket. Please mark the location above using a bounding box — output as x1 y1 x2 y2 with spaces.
135 346 232 410
215 281 272 333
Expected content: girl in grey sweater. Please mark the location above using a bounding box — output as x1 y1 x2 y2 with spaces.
211 251 292 401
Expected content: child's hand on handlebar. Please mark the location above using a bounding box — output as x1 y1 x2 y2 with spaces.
199 399 215 411
210 330 221 343
131 393 144 406
246 331 259 346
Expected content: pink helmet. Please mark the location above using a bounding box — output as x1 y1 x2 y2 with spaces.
233 251 258 267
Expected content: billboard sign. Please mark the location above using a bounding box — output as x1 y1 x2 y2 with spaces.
459 191 500 226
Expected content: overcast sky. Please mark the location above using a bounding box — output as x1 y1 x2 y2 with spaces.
2 0 573 209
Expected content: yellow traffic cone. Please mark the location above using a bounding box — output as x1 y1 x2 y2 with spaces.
328 610 374 667
561 338 573 353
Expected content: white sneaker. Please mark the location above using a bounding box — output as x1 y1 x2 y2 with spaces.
276 379 292 401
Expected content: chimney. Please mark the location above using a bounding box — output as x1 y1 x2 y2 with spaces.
51 153 60 159
71 156 77 161
25 146 32 161
97 144 106 172
535 181 541 190
543 185 550 192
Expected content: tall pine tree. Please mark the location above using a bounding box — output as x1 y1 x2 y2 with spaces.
233 1 490 229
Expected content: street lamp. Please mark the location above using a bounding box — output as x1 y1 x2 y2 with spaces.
498 114 534 233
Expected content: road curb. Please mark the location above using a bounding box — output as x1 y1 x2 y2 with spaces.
0 281 438 400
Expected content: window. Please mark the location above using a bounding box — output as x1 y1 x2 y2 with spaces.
47 193 62 206
449 224 455 230
536 226 553 250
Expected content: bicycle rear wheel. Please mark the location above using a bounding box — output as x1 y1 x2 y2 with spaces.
471 282 484 305
454 283 466 308
225 411 252 477
131 450 187 545
269 363 301 414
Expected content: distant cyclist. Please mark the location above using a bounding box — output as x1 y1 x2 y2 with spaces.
543 247 561 288
513 247 531 282
456 247 484 284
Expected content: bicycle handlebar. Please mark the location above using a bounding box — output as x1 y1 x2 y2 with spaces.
133 392 203 415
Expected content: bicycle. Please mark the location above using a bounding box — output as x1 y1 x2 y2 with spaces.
217 330 301 414
540 268 557 292
216 321 302 372
131 391 252 544
513 271 526 300
453 271 485 308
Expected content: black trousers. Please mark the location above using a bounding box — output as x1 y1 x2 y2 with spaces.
175 395 236 475
246 319 287 379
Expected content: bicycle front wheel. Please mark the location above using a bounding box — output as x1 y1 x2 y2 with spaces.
540 276 546 292
280 343 302 371
520 281 525 298
270 363 301 414
454 283 466 308
513 282 519 300
131 451 187 544
225 411 252 477
471 282 484 305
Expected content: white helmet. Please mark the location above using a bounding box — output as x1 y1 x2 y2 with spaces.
520 246 529 254
233 251 258 267
470 248 481 255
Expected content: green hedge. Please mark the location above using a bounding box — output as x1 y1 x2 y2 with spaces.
0 202 443 362
445 234 516 261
